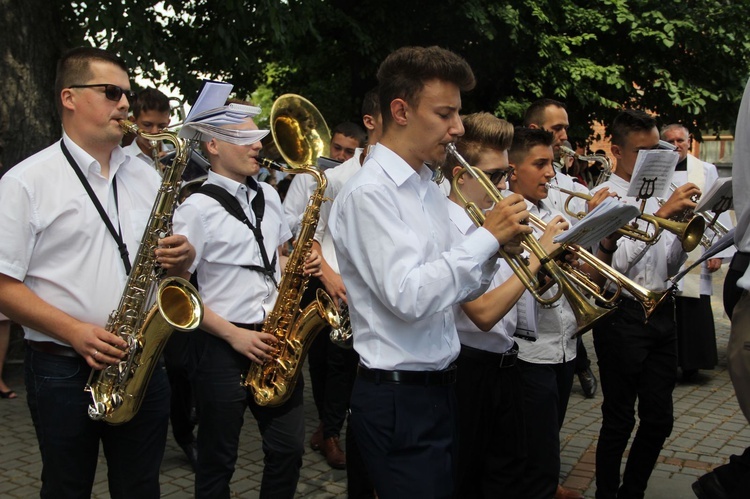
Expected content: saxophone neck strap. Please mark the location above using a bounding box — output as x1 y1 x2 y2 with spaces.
196 182 278 287
60 140 131 275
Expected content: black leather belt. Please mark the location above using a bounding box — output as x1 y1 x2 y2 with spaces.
357 364 457 386
459 344 518 368
26 340 80 358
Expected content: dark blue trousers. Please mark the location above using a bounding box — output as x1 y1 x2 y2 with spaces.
350 376 457 499
25 348 169 499
192 331 304 499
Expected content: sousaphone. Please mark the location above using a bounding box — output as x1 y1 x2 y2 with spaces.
269 94 331 167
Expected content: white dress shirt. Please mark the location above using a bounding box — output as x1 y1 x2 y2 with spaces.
329 143 500 371
173 170 291 324
734 77 750 291
315 148 365 274
672 155 735 297
282 172 316 239
592 174 687 294
122 140 161 168
547 168 589 226
514 199 578 364
0 132 161 345
447 201 516 354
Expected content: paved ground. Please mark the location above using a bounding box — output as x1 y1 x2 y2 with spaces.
1 268 748 498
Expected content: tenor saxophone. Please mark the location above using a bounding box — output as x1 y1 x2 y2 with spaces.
85 120 204 425
243 158 341 407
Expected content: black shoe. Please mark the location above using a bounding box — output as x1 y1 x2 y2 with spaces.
179 440 198 472
692 471 729 499
578 367 598 398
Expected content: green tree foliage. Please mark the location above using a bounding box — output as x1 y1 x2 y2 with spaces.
63 0 750 140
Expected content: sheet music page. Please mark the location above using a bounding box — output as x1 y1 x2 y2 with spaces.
182 80 234 125
553 197 641 248
626 149 679 198
695 176 733 213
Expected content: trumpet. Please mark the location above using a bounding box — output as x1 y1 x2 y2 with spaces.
527 217 672 319
447 143 614 336
662 183 730 250
560 145 613 187
545 183 705 252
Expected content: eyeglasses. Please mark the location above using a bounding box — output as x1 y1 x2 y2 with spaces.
68 84 137 104
483 168 513 185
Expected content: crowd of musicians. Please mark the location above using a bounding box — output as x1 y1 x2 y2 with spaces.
0 44 749 499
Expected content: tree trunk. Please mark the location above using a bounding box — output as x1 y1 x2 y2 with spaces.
0 0 65 174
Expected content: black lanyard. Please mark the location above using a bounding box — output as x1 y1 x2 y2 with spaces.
60 140 132 275
197 180 278 287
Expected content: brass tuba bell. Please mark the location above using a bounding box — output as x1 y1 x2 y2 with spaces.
269 94 331 168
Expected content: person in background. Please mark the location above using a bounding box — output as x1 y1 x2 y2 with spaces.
660 123 734 380
122 87 172 169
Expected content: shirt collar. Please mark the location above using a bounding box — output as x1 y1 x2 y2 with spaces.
206 169 249 198
369 143 432 187
62 130 128 181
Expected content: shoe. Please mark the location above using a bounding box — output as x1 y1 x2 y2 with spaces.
0 390 16 399
310 421 323 451
179 440 198 472
578 367 598 398
321 435 346 470
692 471 729 499
555 484 584 499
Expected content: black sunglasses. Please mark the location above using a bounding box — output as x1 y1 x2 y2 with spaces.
484 168 513 185
68 84 137 104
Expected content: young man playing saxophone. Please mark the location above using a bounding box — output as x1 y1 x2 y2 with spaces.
172 103 321 499
0 47 194 499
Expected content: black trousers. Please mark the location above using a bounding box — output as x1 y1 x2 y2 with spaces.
350 376 458 499
192 330 304 499
517 358 576 499
575 336 591 372
454 348 526 499
304 277 355 438
593 298 677 499
675 295 717 371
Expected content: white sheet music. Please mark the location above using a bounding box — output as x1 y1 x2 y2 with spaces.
553 197 641 248
180 81 234 129
627 149 679 199
695 176 733 213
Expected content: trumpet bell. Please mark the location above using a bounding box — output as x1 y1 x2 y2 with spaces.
680 216 706 252
270 94 331 168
